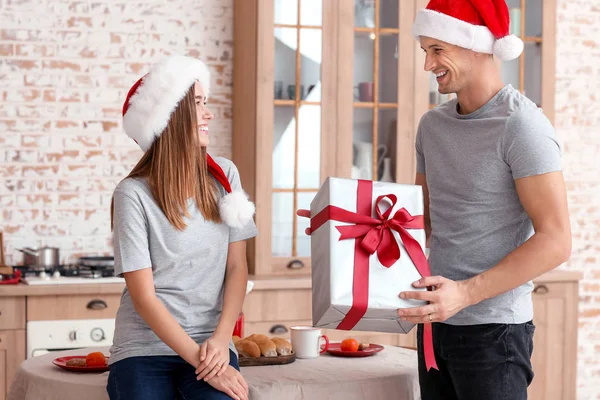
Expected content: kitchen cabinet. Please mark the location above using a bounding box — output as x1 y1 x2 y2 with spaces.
0 330 26 400
0 285 123 400
528 273 580 400
0 297 25 400
233 0 422 277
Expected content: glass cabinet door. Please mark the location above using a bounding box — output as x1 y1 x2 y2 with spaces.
272 0 323 265
351 0 400 182
502 0 543 107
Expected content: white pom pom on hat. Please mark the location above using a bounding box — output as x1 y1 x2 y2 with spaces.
121 55 255 228
411 0 524 61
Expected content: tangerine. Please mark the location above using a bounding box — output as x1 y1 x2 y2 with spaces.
340 338 359 352
85 351 107 367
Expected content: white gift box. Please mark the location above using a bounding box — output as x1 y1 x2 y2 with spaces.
310 177 429 334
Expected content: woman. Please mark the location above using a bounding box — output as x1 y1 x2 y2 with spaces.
107 55 257 400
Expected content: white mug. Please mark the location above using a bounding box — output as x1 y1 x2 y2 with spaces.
290 326 329 359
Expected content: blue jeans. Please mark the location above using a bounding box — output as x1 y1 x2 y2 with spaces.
107 349 240 400
417 321 535 400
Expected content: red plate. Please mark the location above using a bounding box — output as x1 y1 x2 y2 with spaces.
324 343 384 357
52 356 110 372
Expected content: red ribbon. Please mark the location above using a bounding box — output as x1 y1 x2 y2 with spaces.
310 179 438 371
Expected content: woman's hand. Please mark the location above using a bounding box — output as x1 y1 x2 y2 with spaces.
195 333 231 381
206 366 249 400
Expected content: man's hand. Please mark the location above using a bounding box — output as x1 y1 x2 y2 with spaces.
195 333 231 381
296 209 311 235
397 276 475 323
206 365 249 400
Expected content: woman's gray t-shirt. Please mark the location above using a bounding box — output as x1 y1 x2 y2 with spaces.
109 157 258 364
416 84 562 325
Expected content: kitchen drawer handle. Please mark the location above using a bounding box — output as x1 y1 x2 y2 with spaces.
287 259 305 269
87 299 108 310
269 324 289 334
533 285 549 294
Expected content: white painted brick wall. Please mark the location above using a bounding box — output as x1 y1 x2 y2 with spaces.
0 0 233 262
556 0 600 398
0 0 598 397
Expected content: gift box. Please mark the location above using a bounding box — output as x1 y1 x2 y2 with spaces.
310 177 430 334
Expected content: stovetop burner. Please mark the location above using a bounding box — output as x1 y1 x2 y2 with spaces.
14 264 116 279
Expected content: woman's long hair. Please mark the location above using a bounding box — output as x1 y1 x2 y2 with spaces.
111 84 221 231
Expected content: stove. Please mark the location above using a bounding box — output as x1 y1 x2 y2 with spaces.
16 264 124 285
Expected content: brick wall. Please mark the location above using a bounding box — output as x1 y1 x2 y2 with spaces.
556 0 600 398
0 0 233 263
0 0 598 397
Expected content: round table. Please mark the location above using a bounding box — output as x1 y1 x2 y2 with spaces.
8 345 420 400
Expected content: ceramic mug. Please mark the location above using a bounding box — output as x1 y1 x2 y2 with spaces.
290 326 329 358
354 82 374 102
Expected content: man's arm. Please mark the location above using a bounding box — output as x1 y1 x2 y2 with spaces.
415 173 431 245
399 171 571 322
464 170 571 304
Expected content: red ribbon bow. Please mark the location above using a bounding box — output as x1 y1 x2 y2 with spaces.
310 179 438 371
334 194 426 268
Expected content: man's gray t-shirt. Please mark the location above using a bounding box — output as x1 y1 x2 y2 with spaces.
416 84 561 325
108 157 258 364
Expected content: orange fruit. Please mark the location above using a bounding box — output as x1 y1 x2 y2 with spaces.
85 351 107 367
340 338 359 352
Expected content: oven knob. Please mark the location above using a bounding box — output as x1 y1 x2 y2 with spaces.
90 328 105 342
68 330 79 341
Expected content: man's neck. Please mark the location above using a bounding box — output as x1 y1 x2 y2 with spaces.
455 67 505 115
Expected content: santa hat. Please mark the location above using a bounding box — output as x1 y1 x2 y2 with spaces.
412 0 524 61
121 55 255 229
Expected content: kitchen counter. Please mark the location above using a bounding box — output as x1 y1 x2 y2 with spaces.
0 269 581 297
0 275 313 297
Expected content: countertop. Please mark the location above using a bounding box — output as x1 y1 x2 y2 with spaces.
0 269 583 297
0 275 313 297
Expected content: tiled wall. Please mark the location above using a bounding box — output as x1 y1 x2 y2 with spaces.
0 0 598 397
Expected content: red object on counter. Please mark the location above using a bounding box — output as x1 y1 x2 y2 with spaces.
233 312 244 338
0 269 21 285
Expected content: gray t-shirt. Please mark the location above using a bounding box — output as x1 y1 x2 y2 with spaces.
416 84 561 325
108 157 258 364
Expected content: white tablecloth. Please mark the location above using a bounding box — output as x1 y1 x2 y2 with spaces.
8 345 420 400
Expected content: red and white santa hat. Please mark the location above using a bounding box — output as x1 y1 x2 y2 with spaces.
121 55 255 229
412 0 524 61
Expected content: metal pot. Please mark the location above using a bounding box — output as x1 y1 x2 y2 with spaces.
17 247 60 267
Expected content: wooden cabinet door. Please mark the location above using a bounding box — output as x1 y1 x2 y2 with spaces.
0 330 26 400
528 281 578 400
233 0 337 277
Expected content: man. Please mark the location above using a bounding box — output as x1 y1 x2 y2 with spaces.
396 0 571 399
299 0 570 398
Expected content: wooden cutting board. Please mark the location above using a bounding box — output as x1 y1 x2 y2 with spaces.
238 351 296 367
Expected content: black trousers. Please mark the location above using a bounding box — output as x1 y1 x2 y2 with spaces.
417 321 535 400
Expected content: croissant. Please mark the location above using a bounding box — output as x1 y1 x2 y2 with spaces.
247 333 270 343
270 337 292 356
255 339 278 357
235 339 261 358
